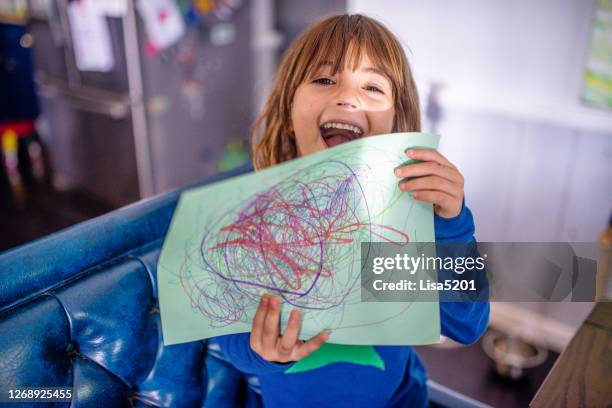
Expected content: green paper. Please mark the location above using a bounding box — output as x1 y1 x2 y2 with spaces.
285 344 385 374
158 132 441 346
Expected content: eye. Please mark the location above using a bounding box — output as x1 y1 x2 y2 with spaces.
365 84 384 94
312 77 335 86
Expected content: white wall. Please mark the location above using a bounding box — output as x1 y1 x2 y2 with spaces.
436 109 612 243
349 0 612 132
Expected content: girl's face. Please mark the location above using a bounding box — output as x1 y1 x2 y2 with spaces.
290 54 395 157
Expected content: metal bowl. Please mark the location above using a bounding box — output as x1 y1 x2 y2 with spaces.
482 330 548 380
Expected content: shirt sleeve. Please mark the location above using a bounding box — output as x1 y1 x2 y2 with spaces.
209 332 296 375
435 201 490 345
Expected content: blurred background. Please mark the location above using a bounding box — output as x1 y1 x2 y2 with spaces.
0 0 610 406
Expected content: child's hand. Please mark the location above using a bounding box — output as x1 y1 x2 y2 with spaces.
395 149 464 218
250 294 329 363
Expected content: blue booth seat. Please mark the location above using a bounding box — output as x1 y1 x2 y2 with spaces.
0 164 258 407
0 164 487 408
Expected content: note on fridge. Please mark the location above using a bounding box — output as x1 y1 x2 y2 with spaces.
89 0 128 17
136 0 185 51
67 0 115 72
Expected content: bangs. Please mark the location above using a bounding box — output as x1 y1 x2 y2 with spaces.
300 15 400 87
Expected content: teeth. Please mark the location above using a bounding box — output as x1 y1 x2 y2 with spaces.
322 122 363 135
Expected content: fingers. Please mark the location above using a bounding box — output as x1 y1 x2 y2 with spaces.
411 190 461 218
250 294 269 350
293 331 329 360
262 295 281 351
399 175 463 199
250 296 329 363
278 309 301 358
405 148 454 167
395 161 463 186
395 148 464 219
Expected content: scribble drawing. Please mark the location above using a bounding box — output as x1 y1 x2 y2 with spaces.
177 155 412 329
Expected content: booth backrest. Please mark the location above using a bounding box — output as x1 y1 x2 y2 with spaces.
0 164 253 407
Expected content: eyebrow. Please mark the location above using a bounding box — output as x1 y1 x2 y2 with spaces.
316 61 388 78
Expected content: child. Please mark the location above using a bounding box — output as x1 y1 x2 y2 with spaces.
207 14 489 407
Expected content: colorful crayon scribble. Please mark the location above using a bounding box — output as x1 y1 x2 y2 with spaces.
178 159 409 328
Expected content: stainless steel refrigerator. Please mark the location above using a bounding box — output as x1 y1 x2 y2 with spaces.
25 0 263 206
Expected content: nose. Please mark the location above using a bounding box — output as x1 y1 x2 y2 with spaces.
335 84 359 109
337 100 357 108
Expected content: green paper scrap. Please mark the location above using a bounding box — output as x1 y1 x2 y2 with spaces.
285 344 385 374
158 132 441 346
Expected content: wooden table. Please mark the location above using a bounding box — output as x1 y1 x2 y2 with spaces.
530 302 612 407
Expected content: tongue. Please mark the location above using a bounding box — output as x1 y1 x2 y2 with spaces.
324 134 352 148
320 127 357 148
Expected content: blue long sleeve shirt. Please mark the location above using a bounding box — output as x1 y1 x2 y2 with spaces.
208 203 490 407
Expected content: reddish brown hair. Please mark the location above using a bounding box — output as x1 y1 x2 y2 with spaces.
251 14 421 170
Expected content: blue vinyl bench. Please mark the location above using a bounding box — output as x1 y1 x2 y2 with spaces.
0 164 489 408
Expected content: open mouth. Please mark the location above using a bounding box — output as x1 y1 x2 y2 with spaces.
320 121 364 148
